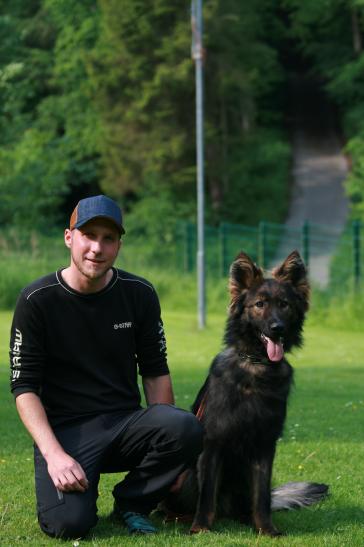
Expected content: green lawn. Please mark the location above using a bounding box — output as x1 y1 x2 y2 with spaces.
1 309 364 546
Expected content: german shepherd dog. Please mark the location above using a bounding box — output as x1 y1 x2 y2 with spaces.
163 251 328 536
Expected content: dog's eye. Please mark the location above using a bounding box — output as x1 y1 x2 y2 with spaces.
279 300 289 309
255 300 265 308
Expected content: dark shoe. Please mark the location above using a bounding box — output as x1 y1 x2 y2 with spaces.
121 511 157 534
112 504 157 534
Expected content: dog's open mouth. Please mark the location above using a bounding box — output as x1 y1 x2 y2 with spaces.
260 334 284 362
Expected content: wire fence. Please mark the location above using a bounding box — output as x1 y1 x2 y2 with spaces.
175 220 362 291
0 220 361 310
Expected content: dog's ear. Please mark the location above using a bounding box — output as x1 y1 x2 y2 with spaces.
229 252 263 309
273 250 310 308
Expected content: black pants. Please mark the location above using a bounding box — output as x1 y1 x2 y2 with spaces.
34 404 203 539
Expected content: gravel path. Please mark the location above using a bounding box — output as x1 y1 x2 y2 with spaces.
277 80 349 286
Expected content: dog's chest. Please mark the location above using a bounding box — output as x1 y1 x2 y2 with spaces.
236 367 260 396
235 364 269 397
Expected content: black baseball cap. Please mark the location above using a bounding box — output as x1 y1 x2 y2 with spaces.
70 195 125 235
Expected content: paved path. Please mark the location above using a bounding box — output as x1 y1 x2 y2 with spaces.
276 79 349 286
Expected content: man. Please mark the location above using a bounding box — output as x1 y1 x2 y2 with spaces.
10 195 203 539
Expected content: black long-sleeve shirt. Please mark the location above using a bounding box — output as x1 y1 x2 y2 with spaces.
10 267 169 425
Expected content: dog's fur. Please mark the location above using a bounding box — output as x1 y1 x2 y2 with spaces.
163 251 328 536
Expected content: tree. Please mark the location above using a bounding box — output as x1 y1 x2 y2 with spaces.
0 0 292 232
0 0 101 228
91 0 290 228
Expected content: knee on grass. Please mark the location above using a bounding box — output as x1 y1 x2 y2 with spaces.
38 506 97 539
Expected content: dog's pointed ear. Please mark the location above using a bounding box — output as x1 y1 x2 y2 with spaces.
229 252 263 309
273 250 310 308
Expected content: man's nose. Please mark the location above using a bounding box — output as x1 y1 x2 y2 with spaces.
90 240 102 253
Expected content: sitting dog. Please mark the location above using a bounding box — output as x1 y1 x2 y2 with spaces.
163 251 328 536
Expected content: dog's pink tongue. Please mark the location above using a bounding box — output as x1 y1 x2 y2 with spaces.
266 337 284 362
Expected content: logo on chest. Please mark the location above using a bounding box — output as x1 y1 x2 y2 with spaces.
114 322 133 330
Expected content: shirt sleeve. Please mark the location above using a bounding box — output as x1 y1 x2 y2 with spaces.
136 285 170 377
10 292 46 398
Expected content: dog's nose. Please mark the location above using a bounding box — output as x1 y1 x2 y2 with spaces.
270 321 284 335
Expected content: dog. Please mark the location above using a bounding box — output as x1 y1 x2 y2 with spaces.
163 250 328 536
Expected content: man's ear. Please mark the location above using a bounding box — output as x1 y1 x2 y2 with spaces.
64 228 72 249
229 252 263 311
273 250 310 309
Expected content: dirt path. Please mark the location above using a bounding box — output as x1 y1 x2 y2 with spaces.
278 79 349 286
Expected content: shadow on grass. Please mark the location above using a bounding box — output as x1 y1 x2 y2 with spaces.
89 501 364 541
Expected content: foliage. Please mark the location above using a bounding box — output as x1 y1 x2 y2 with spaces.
220 128 290 224
0 0 101 228
0 0 291 234
199 0 287 222
6 0 364 236
89 1 195 200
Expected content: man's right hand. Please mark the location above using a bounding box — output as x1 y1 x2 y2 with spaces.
46 450 89 492
15 393 89 493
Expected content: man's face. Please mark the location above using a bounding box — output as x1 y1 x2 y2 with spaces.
64 218 121 282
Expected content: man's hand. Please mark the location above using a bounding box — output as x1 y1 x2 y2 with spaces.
15 393 89 493
46 449 89 492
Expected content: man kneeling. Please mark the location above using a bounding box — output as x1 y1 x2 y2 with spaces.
10 195 203 538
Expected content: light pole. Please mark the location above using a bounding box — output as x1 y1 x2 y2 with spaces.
191 0 206 329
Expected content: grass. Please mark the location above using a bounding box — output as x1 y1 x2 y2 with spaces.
1 306 364 546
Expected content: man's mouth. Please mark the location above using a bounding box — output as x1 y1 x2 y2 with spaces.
86 258 104 264
260 333 284 362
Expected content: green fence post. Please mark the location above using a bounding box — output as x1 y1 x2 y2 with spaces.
183 221 194 272
175 222 182 270
353 220 361 289
302 220 310 269
258 221 267 269
219 223 228 277
189 221 195 272
183 222 188 272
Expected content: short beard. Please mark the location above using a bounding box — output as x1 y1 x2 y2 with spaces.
71 251 111 281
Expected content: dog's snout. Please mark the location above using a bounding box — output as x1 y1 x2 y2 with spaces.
270 321 284 334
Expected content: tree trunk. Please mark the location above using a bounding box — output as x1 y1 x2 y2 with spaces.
352 9 362 55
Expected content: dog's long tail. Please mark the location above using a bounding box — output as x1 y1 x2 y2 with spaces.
271 482 329 511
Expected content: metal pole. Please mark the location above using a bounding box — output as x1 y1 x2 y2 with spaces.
191 0 205 328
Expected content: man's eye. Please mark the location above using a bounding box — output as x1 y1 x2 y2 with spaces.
255 301 264 308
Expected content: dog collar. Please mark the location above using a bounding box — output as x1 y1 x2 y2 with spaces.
238 352 276 365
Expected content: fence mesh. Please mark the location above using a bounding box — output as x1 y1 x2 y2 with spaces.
173 220 362 291
0 219 362 309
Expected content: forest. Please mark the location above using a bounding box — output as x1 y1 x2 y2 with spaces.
0 0 364 242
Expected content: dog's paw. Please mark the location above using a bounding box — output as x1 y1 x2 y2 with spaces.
258 526 283 537
190 524 210 534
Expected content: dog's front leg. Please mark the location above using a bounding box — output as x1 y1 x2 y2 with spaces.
190 441 221 534
251 448 281 536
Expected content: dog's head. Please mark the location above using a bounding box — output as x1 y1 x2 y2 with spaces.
227 250 309 360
